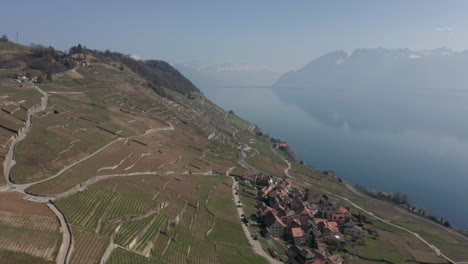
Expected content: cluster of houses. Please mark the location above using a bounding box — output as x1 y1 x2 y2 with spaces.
254 174 366 264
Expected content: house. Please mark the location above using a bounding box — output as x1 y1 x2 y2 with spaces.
323 233 346 248
326 255 343 264
304 193 337 219
255 174 274 188
315 219 339 235
278 143 288 150
14 72 28 82
342 220 364 238
330 207 351 225
286 245 326 264
267 188 289 207
263 211 286 238
290 227 306 245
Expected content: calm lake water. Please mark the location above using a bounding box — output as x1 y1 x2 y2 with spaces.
204 86 468 229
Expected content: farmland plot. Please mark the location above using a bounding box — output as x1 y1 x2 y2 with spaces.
106 247 151 264
69 227 109 264
56 186 157 231
0 193 61 262
0 249 50 264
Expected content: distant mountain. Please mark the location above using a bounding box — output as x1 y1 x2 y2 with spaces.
273 48 468 138
175 62 279 89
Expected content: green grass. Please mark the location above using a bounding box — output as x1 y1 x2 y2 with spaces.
356 238 404 263
372 220 410 234
0 41 31 51
218 244 269 264
106 247 150 264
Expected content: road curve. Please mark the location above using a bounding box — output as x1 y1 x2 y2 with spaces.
269 144 294 179
1 82 72 264
47 202 73 264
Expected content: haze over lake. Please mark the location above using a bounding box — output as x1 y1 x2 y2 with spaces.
201 85 468 229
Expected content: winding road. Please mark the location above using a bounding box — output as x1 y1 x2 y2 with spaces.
0 83 73 264
269 144 294 179
1 81 175 264
324 186 458 264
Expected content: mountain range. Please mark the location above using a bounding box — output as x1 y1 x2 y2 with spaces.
273 47 468 139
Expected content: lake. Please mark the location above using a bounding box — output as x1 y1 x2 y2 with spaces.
204 86 468 229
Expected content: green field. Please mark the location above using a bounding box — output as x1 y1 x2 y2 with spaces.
355 238 404 263
107 248 150 264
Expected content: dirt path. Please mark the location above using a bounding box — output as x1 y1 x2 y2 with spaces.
0 83 73 264
12 122 174 191
270 144 294 179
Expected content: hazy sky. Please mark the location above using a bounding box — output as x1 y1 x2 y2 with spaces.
3 0 468 72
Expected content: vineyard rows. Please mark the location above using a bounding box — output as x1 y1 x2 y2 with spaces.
56 186 157 230
106 247 150 264
114 214 156 247
70 227 109 264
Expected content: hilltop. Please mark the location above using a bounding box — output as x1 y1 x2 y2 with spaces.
0 40 467 264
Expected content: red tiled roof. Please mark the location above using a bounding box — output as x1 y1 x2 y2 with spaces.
291 227 303 238
264 211 286 227
337 206 351 215
315 219 339 233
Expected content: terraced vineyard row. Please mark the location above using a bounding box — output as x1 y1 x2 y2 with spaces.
0 224 61 261
0 211 59 232
107 247 150 264
135 214 167 251
70 227 109 264
115 214 156 247
56 186 157 230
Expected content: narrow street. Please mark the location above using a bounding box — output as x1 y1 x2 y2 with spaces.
228 168 283 264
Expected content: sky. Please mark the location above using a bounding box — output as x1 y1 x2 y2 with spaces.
3 0 468 72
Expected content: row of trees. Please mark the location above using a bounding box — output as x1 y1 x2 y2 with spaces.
356 185 451 227
377 191 409 205
30 44 73 73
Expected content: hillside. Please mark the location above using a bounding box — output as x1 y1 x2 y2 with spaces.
0 42 467 264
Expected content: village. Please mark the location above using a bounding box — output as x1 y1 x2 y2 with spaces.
234 171 370 264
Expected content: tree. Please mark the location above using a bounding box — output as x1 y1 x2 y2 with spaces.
0 35 8 42
378 192 388 199
37 75 44 84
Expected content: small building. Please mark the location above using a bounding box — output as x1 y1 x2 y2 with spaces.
342 220 365 238
326 255 343 264
290 227 306 245
315 219 339 235
263 211 286 238
255 174 274 188
330 207 352 225
286 245 326 264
